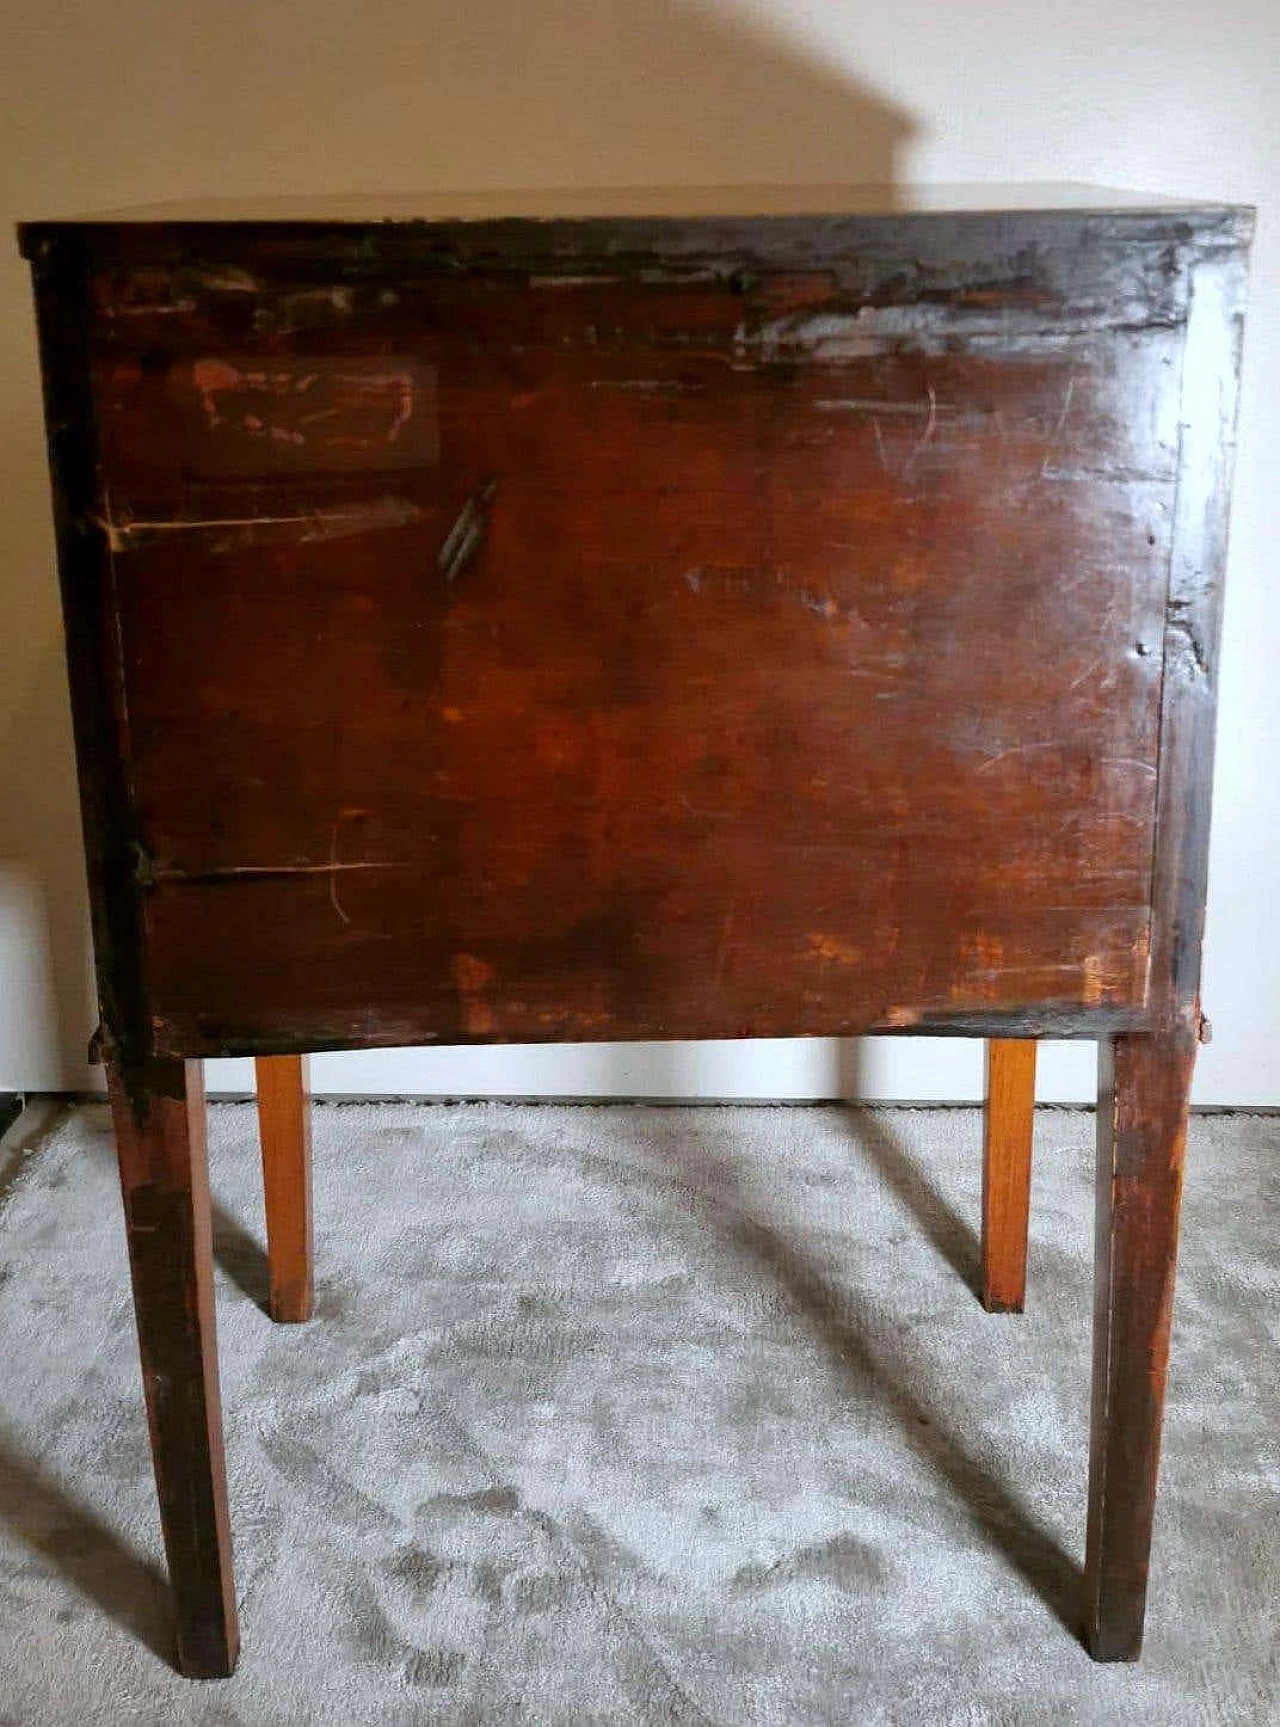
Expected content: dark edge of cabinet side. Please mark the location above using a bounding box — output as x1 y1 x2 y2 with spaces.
1146 208 1254 1034
23 230 156 1089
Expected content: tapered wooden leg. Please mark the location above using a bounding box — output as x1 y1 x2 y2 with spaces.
254 1055 314 1323
106 1056 239 1679
1084 1026 1194 1661
981 1038 1037 1312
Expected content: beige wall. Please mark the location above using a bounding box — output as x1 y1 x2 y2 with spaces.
2 0 1276 1100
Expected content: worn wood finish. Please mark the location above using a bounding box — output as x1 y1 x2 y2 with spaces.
22 204 1232 1061
1080 223 1251 1661
19 192 1252 1668
106 1057 238 1678
24 231 153 1066
1085 1026 1195 1659
981 1039 1037 1313
254 1054 313 1323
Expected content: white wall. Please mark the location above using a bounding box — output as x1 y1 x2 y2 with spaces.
1 0 1275 1102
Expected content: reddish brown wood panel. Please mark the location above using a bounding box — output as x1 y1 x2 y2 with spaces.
81 263 1172 1055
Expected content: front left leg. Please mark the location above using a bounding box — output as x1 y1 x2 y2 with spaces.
1083 1023 1195 1660
107 1055 239 1678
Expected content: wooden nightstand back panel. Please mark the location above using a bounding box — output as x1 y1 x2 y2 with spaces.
21 202 1251 1062
19 190 1254 1676
43 228 1197 1054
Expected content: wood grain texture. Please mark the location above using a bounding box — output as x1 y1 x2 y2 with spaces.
1144 234 1252 1026
105 1057 238 1678
24 207 1236 1061
1081 226 1250 1661
1085 1026 1195 1659
981 1039 1037 1313
25 233 154 1064
254 1054 313 1323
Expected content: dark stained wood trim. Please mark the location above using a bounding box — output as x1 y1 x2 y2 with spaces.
18 203 1248 294
1144 221 1253 1025
147 1006 1144 1063
1080 216 1250 1659
1084 1025 1195 1659
26 234 154 1069
106 1056 238 1677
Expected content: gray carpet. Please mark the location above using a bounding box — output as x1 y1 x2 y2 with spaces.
0 1100 1276 1725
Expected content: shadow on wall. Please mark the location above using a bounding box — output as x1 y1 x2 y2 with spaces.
0 0 917 1089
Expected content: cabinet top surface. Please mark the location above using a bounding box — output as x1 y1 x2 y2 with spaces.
17 182 1251 244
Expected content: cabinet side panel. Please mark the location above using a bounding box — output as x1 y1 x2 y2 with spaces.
1147 220 1253 1026
26 235 153 1064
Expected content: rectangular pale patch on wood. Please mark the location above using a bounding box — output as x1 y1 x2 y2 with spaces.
95 353 439 506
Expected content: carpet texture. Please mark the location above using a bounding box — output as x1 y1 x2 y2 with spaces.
0 1100 1276 1724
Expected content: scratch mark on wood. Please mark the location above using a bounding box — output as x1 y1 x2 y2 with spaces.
109 298 198 317
1069 658 1105 691
327 823 352 926
1099 758 1158 777
901 384 939 480
1040 374 1079 476
975 741 1064 774
872 418 889 474
438 478 498 582
815 397 944 415
91 496 423 552
975 741 1156 777
151 860 401 885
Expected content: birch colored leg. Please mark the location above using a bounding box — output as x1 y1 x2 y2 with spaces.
1084 1026 1194 1660
981 1038 1037 1312
107 1056 239 1679
254 1055 314 1324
